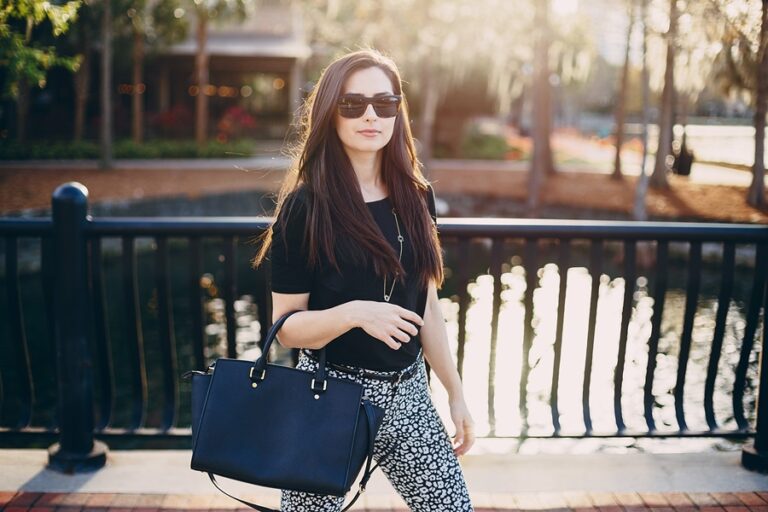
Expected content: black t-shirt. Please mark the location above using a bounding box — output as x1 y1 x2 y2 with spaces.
269 183 438 371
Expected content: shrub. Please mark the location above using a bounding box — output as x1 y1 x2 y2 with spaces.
216 106 257 143
149 104 193 139
0 139 257 159
459 128 512 160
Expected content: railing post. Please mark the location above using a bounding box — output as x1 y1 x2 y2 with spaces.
47 182 108 472
743 271 768 472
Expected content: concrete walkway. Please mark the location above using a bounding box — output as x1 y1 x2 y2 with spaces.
1 444 767 510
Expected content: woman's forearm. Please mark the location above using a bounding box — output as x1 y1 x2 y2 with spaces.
420 283 465 401
275 301 359 350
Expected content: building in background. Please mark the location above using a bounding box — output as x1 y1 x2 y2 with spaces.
143 0 310 141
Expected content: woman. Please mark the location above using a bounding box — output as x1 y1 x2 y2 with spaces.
251 48 475 512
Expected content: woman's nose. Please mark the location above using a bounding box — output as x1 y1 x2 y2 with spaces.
362 103 378 120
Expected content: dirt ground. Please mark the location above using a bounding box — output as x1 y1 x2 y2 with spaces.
1 164 767 223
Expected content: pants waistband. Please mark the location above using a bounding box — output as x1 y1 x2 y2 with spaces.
300 348 422 384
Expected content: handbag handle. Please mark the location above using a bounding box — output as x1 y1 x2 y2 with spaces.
250 309 329 394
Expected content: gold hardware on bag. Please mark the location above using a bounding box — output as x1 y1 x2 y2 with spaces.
250 367 266 388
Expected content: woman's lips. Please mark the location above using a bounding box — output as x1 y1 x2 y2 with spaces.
358 130 380 137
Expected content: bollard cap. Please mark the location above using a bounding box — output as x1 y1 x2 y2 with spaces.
52 182 89 205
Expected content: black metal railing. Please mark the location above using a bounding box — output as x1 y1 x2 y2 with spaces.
0 183 766 472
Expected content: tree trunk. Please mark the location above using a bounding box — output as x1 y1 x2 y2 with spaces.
651 0 677 190
16 78 29 144
543 71 556 176
418 58 438 174
73 41 90 142
529 0 554 215
16 16 34 144
510 91 524 132
613 0 634 180
195 10 209 146
132 26 144 144
634 0 650 220
748 0 768 209
100 0 112 168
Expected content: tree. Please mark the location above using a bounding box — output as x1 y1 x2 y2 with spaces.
188 0 250 146
0 0 81 143
101 0 112 167
711 0 768 208
59 0 187 144
120 0 187 143
707 0 767 209
642 0 722 190
650 0 678 189
301 0 517 168
301 0 592 189
612 0 635 180
60 0 98 141
528 0 554 215
754 0 768 209
634 0 652 220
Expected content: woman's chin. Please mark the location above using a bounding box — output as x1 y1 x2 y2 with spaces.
345 141 388 155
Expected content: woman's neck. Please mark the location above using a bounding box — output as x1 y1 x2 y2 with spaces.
347 149 384 191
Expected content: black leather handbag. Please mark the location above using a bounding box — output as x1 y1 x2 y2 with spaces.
185 309 387 512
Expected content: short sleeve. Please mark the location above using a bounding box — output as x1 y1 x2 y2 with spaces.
269 189 314 293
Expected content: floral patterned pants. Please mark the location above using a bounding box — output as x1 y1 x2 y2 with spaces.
280 350 474 512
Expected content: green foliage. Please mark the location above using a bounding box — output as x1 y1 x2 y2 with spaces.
0 139 97 158
459 127 514 160
0 0 82 99
146 0 188 49
0 138 257 159
708 4 762 107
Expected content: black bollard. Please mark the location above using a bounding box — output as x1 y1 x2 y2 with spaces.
743 277 768 472
47 182 108 472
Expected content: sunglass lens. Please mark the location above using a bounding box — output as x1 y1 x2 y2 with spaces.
338 97 366 118
372 97 400 117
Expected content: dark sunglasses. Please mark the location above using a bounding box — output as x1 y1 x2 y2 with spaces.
337 94 402 118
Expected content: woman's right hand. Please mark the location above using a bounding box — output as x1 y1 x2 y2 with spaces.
348 300 425 350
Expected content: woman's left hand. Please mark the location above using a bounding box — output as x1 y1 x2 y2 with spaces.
448 396 475 457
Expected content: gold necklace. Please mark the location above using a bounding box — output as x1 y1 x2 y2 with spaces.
383 207 404 302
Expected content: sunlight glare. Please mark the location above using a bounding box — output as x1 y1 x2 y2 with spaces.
552 0 579 15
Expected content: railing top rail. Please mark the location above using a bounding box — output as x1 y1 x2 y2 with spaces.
0 216 766 242
438 219 768 241
0 219 52 236
88 217 273 236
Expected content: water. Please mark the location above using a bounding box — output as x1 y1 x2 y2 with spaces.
432 266 759 438
619 121 763 168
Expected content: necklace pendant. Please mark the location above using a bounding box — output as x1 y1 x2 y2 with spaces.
384 294 390 301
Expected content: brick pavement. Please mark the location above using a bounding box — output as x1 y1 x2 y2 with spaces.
2 491 768 512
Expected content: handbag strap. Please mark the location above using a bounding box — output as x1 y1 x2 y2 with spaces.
205 401 383 512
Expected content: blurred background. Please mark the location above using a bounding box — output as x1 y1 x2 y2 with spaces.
1 0 767 222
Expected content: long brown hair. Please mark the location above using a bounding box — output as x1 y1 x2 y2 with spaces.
250 48 444 291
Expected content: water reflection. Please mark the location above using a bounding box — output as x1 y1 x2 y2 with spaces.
426 263 761 438
205 294 262 362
